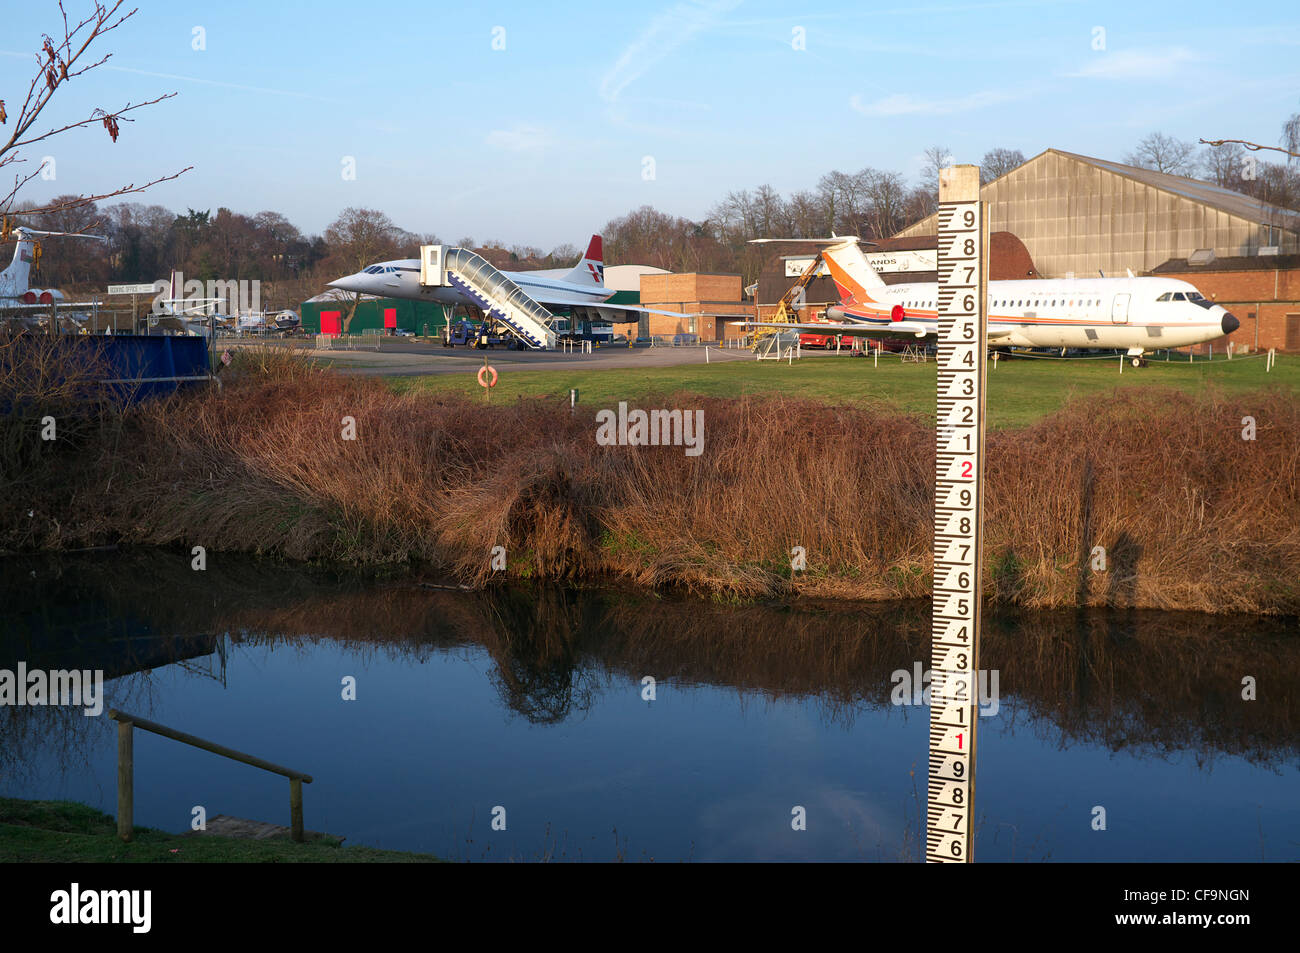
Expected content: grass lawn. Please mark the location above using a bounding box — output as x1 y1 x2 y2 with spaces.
0 798 441 863
390 351 1298 429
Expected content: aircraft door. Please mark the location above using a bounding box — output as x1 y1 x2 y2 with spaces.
1111 293 1130 325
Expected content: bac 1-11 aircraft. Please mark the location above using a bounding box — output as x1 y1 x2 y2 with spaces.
748 237 1238 366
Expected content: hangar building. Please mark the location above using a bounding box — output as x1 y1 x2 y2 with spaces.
896 148 1300 278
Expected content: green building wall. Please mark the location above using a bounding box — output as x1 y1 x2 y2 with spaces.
300 298 452 335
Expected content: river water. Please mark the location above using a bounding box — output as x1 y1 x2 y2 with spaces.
1 550 1296 861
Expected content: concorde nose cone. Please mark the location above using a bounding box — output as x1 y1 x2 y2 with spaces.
1222 312 1239 335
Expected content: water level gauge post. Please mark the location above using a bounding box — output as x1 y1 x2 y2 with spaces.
927 164 989 864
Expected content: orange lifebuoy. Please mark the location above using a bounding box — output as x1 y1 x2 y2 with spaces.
477 365 498 388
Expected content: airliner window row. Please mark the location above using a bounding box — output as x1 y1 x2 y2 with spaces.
900 298 1107 308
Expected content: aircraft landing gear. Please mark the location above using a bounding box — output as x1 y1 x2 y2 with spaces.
1130 356 1147 368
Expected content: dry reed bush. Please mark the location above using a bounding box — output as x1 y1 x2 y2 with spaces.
10 350 1300 614
0 332 116 471
0 333 128 550
985 387 1300 613
585 394 933 599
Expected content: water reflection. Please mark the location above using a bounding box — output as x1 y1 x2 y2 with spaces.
1 549 1296 860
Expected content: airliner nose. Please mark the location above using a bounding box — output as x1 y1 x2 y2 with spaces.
1222 312 1239 335
327 275 358 292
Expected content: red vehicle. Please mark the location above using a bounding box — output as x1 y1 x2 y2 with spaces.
798 329 847 349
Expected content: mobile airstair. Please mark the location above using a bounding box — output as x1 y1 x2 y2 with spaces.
420 244 556 349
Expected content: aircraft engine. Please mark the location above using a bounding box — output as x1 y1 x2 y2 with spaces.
21 289 65 304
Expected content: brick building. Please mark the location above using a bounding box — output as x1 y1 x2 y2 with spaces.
638 272 755 341
1151 254 1300 353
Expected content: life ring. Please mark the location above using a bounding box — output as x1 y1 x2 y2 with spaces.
477 365 498 388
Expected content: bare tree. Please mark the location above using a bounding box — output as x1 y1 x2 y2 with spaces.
816 170 871 235
1200 141 1247 188
913 146 953 218
980 148 1026 184
323 207 401 332
548 243 580 264
920 145 953 182
1124 132 1198 176
863 170 908 239
1284 109 1300 161
751 184 788 238
0 1 189 222
786 190 826 238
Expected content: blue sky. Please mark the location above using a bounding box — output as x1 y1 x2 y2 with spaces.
5 0 1299 248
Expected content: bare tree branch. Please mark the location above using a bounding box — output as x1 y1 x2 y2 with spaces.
3 92 177 156
1200 138 1300 161
1 167 193 218
0 2 187 219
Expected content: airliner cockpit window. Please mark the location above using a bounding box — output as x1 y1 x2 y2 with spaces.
1172 293 1186 301
1157 293 1172 301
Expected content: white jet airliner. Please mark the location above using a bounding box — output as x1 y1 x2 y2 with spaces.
750 237 1239 365
327 235 684 323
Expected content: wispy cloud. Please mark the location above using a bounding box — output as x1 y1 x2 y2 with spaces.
484 123 554 153
849 88 1023 117
1067 47 1199 80
598 0 743 104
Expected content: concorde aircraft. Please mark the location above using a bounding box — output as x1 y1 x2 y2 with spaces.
327 234 686 325
748 237 1239 366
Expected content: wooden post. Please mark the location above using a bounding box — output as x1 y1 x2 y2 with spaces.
290 778 304 843
117 720 134 842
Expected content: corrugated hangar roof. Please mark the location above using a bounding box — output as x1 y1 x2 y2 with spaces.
901 148 1300 236
1050 149 1300 231
895 148 1300 275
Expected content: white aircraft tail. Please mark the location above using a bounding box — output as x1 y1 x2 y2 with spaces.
821 238 887 306
0 232 37 300
561 235 605 287
1 227 106 300
748 236 886 306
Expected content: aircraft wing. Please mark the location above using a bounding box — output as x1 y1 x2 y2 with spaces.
1 300 109 311
531 291 692 318
742 319 931 339
742 320 1016 342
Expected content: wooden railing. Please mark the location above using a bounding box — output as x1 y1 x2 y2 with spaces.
107 709 314 843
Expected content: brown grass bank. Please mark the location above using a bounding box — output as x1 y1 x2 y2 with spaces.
2 348 1297 613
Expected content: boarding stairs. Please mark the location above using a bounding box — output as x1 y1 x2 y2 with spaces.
439 247 556 349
